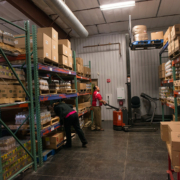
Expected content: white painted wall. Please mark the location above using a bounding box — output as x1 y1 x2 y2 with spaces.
71 31 172 120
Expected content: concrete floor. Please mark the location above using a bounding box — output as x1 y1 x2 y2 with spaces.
16 121 170 180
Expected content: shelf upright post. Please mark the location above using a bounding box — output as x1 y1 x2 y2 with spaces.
172 61 178 121
73 51 78 113
25 21 37 171
32 25 43 166
0 109 2 180
89 61 93 123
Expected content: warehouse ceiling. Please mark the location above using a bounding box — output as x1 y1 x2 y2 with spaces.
0 0 180 37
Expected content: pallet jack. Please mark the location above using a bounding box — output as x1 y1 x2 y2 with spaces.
104 103 157 132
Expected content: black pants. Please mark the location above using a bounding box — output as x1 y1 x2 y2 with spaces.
64 112 87 146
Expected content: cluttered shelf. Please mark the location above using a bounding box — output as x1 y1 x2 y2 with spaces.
76 75 91 81
161 79 173 84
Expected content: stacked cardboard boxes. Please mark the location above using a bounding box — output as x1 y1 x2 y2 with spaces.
76 57 91 76
164 27 172 45
158 63 165 79
43 132 64 149
38 27 58 63
72 82 86 92
58 39 72 69
161 122 180 166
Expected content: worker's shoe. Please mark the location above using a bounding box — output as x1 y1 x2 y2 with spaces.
82 142 87 148
97 128 104 131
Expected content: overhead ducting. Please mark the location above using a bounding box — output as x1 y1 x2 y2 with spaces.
44 0 89 38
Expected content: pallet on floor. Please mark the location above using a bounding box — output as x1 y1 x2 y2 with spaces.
59 64 72 70
38 58 59 67
42 149 55 162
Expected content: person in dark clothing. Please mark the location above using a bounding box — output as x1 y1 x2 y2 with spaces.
54 102 87 148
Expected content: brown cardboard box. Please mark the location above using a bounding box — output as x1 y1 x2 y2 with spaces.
168 124 180 143
173 114 180 121
8 85 17 98
158 63 165 71
43 132 64 149
37 47 51 60
59 55 68 66
168 33 172 43
76 64 82 73
171 24 180 40
72 83 85 91
171 132 180 151
168 42 172 56
171 150 180 166
83 67 89 75
76 57 83 65
52 50 58 63
160 122 171 141
161 70 165 78
164 26 172 45
58 44 68 57
14 36 33 49
171 40 175 54
37 33 51 49
68 48 72 59
16 86 26 98
151 31 163 40
0 85 7 98
38 27 58 42
68 58 73 68
58 39 71 49
174 37 180 53
52 39 58 52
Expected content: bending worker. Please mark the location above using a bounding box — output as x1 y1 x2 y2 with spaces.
91 86 107 131
54 102 87 148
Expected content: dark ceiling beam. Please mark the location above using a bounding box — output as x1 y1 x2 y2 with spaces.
6 0 68 39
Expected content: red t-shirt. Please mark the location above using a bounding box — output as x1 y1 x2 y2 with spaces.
92 90 102 106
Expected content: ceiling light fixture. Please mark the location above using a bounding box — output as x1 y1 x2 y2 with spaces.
100 1 135 11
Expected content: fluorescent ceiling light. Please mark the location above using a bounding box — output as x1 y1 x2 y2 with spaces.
100 1 135 11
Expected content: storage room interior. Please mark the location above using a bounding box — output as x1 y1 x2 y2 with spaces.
0 0 180 180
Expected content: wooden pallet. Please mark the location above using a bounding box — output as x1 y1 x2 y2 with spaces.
77 72 83 76
165 75 173 80
85 74 91 78
86 89 91 93
49 89 59 94
59 64 72 70
61 89 76 94
38 89 50 95
38 58 59 67
50 116 60 126
42 149 55 162
173 48 180 59
78 89 86 93
78 107 86 113
41 121 51 130
0 98 26 104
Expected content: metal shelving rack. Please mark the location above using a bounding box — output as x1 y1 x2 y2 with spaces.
159 42 178 122
31 25 93 166
0 18 37 180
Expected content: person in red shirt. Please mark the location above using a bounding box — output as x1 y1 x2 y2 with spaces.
91 86 106 131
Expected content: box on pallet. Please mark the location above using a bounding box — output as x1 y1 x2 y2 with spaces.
58 44 68 57
151 31 163 40
158 63 165 79
76 57 83 65
76 64 82 74
43 132 64 149
68 58 73 69
171 40 175 54
58 39 71 49
72 83 86 91
164 26 172 45
59 55 68 66
171 24 180 40
174 37 180 53
14 35 33 49
168 41 172 56
38 27 58 42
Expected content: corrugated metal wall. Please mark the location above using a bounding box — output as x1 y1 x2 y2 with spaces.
71 31 172 120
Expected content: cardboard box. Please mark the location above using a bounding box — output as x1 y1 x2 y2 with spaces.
43 132 64 149
68 58 73 68
168 42 172 56
171 24 180 40
151 31 163 40
52 50 58 63
58 39 71 49
161 70 165 78
76 57 83 65
171 40 175 54
83 66 89 75
52 39 58 52
171 132 180 151
174 37 180 53
161 122 171 141
68 48 72 59
37 47 51 59
172 150 180 166
173 115 180 121
0 85 7 98
72 83 85 91
168 33 172 43
8 85 17 98
164 26 172 44
168 124 180 143
76 64 82 73
59 55 68 66
16 86 26 98
14 36 33 49
158 63 165 71
58 44 68 57
37 33 51 49
38 27 58 42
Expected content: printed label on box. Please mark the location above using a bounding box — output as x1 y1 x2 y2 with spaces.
46 53 49 57
53 45 55 49
14 40 18 44
54 56 56 60
46 40 48 45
